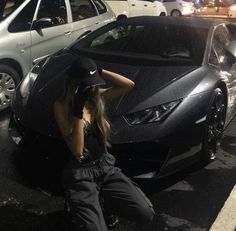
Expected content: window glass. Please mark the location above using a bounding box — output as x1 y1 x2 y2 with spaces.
0 0 25 21
227 24 236 40
70 0 97 22
37 0 67 26
163 0 176 3
93 0 107 14
210 25 235 69
79 22 208 65
8 0 38 32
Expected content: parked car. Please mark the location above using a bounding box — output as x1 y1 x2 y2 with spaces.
9 16 236 178
105 0 167 19
228 3 236 17
157 0 194 16
0 0 115 111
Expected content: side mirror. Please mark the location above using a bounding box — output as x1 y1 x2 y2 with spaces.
32 18 53 30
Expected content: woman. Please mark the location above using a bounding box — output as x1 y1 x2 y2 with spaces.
53 56 155 231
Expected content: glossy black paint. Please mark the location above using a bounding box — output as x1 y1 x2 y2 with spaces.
9 16 236 178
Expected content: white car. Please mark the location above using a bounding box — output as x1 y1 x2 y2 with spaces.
105 0 167 20
158 0 194 16
0 0 115 111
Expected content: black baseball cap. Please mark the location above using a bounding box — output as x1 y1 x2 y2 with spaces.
68 56 105 86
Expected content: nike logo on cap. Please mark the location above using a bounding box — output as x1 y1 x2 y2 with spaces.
90 70 96 75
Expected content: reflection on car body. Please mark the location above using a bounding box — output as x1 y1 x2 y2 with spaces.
9 16 236 179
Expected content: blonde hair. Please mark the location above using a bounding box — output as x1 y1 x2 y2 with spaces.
59 75 111 147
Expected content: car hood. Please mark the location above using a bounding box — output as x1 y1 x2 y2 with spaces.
100 62 199 116
22 53 201 138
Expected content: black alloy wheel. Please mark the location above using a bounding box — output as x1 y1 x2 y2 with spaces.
202 88 226 163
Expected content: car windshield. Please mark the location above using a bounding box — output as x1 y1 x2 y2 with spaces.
74 20 209 66
0 0 25 21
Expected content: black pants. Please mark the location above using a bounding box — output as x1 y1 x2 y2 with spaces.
62 153 155 231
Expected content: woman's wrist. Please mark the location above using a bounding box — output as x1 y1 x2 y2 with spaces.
76 155 84 162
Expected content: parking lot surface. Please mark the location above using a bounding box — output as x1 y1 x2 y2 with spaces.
0 109 236 230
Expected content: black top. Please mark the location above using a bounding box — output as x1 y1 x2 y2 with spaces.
83 120 106 161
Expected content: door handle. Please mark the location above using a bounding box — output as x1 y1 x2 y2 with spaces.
65 31 72 36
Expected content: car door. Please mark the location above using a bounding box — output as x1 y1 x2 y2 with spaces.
69 0 102 41
6 0 38 75
128 0 144 16
92 0 114 27
30 0 73 65
162 0 176 15
141 0 157 15
209 24 236 124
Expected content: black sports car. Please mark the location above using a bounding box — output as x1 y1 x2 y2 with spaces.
9 16 236 179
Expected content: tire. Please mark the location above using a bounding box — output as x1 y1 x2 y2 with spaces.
171 10 181 16
201 88 226 163
0 64 20 111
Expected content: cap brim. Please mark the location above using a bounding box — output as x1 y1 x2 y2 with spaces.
81 73 106 86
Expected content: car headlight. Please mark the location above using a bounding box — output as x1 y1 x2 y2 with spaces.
19 72 38 98
124 100 181 125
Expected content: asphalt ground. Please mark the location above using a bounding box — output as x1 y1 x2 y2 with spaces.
0 107 236 231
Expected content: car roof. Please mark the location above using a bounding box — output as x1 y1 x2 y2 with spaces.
123 16 228 29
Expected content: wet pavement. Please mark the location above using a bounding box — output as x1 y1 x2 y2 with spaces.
0 109 236 231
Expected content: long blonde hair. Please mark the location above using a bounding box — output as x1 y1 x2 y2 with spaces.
59 76 111 147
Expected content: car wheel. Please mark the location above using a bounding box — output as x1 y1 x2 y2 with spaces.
202 88 226 163
171 10 181 16
0 64 20 111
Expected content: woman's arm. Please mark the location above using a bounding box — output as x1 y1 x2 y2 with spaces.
53 101 84 161
99 69 135 100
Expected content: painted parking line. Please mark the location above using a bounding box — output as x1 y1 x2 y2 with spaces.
210 185 236 231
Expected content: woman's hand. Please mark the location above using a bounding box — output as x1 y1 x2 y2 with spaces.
72 83 91 119
76 151 90 163
76 154 85 162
